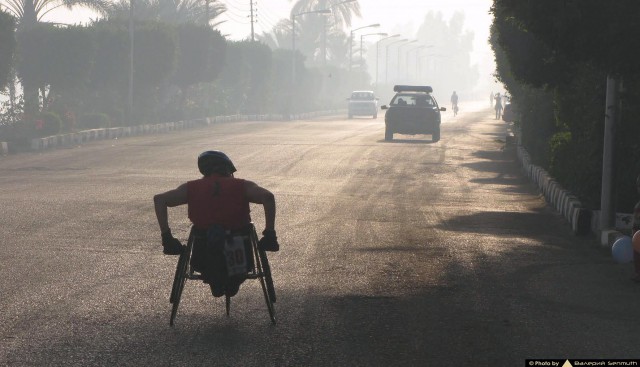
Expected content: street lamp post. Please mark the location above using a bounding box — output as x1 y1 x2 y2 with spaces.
385 38 407 85
349 23 380 73
406 45 431 81
204 0 210 116
128 0 134 126
359 32 387 71
412 46 433 80
396 40 417 83
375 34 400 90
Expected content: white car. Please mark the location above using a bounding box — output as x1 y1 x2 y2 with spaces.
347 91 378 119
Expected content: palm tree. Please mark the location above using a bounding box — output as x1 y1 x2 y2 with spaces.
0 0 110 31
256 15 326 66
256 19 291 49
0 0 110 113
288 0 360 66
290 0 360 30
104 0 226 27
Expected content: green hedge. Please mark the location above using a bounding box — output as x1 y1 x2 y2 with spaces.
78 113 111 129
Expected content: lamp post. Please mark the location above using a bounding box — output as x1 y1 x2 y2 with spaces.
396 40 417 83
385 38 407 85
412 46 434 80
128 0 134 126
406 45 431 81
375 34 400 90
292 9 332 85
359 32 387 71
204 0 210 116
349 23 380 73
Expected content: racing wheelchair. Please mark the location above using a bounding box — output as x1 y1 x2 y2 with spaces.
169 223 276 326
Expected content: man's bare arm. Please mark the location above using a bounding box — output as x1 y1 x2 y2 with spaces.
153 183 188 233
244 180 276 231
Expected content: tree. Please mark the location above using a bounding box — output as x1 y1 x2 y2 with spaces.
170 23 225 116
15 24 94 107
131 21 178 124
217 41 271 114
490 0 640 211
412 11 478 95
104 0 226 27
0 10 16 91
492 0 640 77
258 0 359 67
1 0 109 113
0 0 109 31
290 0 360 30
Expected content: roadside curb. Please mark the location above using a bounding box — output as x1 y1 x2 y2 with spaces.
511 125 628 248
1 110 345 157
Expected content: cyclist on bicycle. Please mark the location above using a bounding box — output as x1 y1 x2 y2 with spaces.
153 150 279 296
451 91 459 116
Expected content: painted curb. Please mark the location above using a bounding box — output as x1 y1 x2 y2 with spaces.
512 126 628 244
2 110 345 157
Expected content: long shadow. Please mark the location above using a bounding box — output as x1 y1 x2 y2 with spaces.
436 209 571 239
376 138 436 145
10 222 640 367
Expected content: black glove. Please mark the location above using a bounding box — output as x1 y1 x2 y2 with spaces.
161 230 183 255
258 229 279 252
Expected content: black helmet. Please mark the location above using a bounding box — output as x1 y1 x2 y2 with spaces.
197 150 237 176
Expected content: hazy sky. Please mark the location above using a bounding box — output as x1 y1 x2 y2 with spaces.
48 0 493 52
47 0 497 91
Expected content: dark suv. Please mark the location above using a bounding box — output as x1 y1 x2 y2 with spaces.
381 85 446 142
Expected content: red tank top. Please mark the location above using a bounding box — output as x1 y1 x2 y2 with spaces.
187 175 251 231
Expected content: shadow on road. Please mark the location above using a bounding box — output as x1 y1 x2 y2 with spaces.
436 209 572 240
376 138 436 145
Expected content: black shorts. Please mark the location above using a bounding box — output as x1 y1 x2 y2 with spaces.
190 226 254 287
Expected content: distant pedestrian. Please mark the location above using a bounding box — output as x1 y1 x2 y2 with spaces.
632 174 640 283
494 93 503 120
451 91 459 116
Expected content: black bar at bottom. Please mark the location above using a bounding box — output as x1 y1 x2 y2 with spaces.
526 360 640 367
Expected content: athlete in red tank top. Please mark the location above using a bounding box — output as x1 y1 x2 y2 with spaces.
154 150 279 255
187 174 251 231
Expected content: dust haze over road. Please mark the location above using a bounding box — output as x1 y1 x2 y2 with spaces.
1 103 638 366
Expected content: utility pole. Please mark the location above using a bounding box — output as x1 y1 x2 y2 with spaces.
128 0 134 126
600 76 620 234
203 0 210 116
250 0 255 41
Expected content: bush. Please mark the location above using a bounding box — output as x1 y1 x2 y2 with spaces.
35 112 62 137
78 113 111 129
47 100 76 133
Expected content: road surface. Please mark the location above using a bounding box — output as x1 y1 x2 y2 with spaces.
1 102 638 366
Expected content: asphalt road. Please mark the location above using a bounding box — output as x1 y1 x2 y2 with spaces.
1 102 639 366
